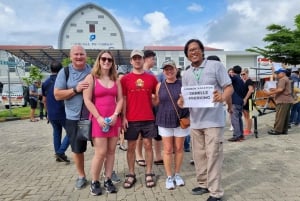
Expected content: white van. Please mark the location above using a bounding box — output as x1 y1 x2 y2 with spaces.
1 83 28 109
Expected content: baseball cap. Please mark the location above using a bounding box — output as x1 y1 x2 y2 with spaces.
161 60 176 69
274 68 287 74
130 50 144 58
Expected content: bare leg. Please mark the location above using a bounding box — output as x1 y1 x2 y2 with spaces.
162 137 173 176
73 153 86 178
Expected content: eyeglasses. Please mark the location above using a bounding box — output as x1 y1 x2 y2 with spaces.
100 57 113 63
188 48 201 53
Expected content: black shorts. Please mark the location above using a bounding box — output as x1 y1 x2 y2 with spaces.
125 121 157 141
66 119 87 153
29 99 37 109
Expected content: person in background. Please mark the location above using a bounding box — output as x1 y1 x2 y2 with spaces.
38 81 45 120
240 68 254 135
266 66 294 135
83 50 123 195
29 80 39 122
178 39 233 201
54 45 91 190
153 60 189 190
227 65 246 142
121 50 158 189
144 50 164 165
289 67 300 126
117 72 127 151
42 61 70 163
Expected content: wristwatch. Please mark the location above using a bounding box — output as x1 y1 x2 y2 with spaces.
73 87 79 94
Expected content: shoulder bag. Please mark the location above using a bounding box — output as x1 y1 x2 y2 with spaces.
76 76 94 141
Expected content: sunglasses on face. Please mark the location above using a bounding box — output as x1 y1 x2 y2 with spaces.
100 57 113 63
241 73 246 75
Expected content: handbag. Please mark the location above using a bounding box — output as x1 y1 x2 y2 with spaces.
76 119 92 141
76 76 94 141
164 81 190 129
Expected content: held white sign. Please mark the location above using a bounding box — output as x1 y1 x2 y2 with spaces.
181 85 215 108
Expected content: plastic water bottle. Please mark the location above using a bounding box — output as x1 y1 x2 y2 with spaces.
102 117 112 133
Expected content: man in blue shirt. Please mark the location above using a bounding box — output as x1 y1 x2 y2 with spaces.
42 61 70 163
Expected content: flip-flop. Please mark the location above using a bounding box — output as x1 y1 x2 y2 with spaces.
136 159 146 166
154 160 164 165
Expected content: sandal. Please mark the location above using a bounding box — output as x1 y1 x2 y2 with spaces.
136 159 146 166
154 160 164 165
145 173 156 188
123 174 136 189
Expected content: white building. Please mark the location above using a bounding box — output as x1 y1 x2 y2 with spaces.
58 3 125 49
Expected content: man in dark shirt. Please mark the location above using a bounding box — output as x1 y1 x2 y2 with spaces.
42 61 70 163
228 65 246 142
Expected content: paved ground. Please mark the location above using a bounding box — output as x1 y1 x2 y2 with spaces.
0 111 300 201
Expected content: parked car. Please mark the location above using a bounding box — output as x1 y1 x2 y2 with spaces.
1 83 28 109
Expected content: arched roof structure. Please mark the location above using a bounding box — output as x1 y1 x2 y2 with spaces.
58 3 125 50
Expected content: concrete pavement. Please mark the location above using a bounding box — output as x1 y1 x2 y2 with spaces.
0 111 300 201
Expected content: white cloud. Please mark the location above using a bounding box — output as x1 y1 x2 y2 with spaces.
187 3 203 12
204 0 300 50
143 11 171 42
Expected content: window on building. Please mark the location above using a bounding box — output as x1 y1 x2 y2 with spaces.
77 29 83 33
110 33 117 36
103 27 106 31
89 24 95 33
66 35 69 39
81 11 84 15
70 23 77 27
178 57 184 68
98 15 104 18
165 57 171 61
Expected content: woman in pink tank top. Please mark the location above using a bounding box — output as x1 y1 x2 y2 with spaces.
83 50 123 194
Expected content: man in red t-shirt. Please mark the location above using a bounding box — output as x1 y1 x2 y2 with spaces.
121 50 158 188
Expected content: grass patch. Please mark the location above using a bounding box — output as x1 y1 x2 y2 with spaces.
0 106 39 121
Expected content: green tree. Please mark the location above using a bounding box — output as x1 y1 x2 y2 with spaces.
247 14 300 66
61 57 94 67
22 66 43 86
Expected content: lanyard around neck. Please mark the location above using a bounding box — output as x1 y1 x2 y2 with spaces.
193 68 203 83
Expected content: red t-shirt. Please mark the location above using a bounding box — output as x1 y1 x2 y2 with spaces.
121 72 158 121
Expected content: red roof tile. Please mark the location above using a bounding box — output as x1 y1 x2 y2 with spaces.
144 45 223 51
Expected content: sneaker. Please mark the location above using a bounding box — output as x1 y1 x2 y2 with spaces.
75 177 87 190
243 129 251 135
207 195 222 201
174 174 185 186
111 171 121 183
90 181 102 196
228 136 244 142
165 176 175 190
55 153 70 163
104 178 117 193
191 186 209 195
229 125 234 131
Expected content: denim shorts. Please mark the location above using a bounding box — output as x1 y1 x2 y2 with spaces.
124 121 157 141
66 119 87 153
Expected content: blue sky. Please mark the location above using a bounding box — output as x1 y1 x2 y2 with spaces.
0 0 299 50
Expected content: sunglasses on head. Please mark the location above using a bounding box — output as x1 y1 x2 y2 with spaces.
100 57 113 63
241 73 246 75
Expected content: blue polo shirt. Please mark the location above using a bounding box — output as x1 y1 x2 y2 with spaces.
42 74 66 120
